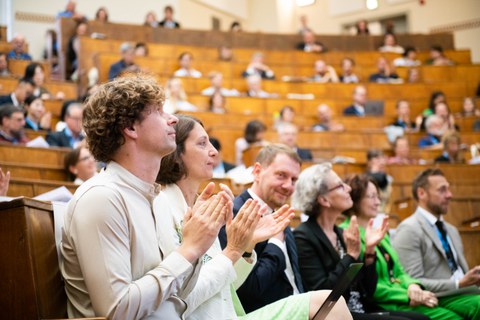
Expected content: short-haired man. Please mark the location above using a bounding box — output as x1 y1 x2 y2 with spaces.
343 85 367 116
158 5 181 29
0 77 34 107
61 75 228 319
46 103 84 148
219 144 305 313
108 42 139 80
6 34 32 61
393 169 480 319
0 104 28 144
277 123 313 161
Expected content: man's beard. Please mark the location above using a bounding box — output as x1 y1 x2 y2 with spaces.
426 198 448 216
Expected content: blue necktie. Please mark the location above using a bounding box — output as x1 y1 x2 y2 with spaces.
435 220 458 273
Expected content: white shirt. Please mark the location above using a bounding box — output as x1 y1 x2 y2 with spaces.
174 68 202 78
201 87 239 97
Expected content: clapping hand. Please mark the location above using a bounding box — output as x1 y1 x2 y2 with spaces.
365 215 389 253
344 215 361 260
251 204 295 246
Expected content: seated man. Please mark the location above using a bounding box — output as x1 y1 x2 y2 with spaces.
173 52 202 78
0 78 34 107
390 100 417 131
392 169 480 319
418 115 445 149
242 52 275 80
343 85 368 116
339 57 359 83
434 131 464 163
368 57 400 83
425 45 454 66
277 123 313 161
6 34 32 61
0 52 9 76
108 42 139 80
312 104 344 132
46 103 84 148
296 30 325 53
201 71 239 96
158 5 181 28
311 60 338 83
394 46 421 67
0 104 28 144
387 136 416 165
245 74 276 98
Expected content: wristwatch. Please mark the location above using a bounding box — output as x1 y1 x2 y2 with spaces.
242 251 253 258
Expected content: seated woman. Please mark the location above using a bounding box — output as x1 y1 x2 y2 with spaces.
341 174 469 319
293 164 429 320
435 131 464 163
23 95 51 131
456 97 480 117
163 77 197 114
387 136 417 165
274 105 295 130
378 33 404 54
209 90 227 114
155 115 352 320
24 62 64 100
64 146 97 185
94 7 109 23
235 120 268 166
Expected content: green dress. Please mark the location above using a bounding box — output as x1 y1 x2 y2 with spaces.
340 217 479 320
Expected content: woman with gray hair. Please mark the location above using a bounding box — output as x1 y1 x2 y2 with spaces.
293 163 417 320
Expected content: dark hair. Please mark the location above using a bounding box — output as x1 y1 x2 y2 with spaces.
342 57 355 66
209 136 221 151
0 52 6 58
135 42 148 55
64 147 83 181
95 7 109 21
356 19 369 35
411 168 445 201
280 105 294 119
392 135 408 149
156 115 204 185
431 45 443 53
367 149 384 161
208 91 226 112
24 94 41 107
164 5 173 13
0 104 23 125
344 174 379 217
178 51 192 61
18 77 35 87
403 46 416 57
428 91 446 111
231 21 241 31
244 120 266 144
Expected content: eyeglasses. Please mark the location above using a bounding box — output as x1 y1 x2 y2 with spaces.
78 155 93 162
365 193 380 200
326 182 346 193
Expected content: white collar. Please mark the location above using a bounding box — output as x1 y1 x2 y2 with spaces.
247 188 274 214
417 205 443 226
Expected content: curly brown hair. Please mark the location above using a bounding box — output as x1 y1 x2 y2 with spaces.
156 115 203 185
83 74 165 162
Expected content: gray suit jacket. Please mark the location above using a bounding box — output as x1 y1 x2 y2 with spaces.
392 207 469 292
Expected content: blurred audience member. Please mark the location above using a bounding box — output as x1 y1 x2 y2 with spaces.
356 19 370 35
209 137 236 178
311 60 339 83
174 52 202 78
274 105 295 130
0 167 10 196
57 0 86 21
418 115 445 149
391 100 417 131
230 21 242 32
312 104 344 132
201 71 239 96
0 104 28 144
388 136 416 165
208 91 226 114
242 52 275 80
369 57 400 83
425 45 454 66
235 120 267 165
95 7 109 22
0 52 9 76
277 123 313 161
343 85 367 116
0 78 34 107
434 102 457 131
339 58 359 83
24 95 51 131
64 146 97 185
67 21 88 79
393 46 421 67
24 62 64 100
158 5 180 29
163 77 197 113
379 33 404 54
245 74 276 98
297 30 325 53
134 42 148 57
366 149 392 212
435 131 464 163
108 42 139 80
298 15 312 35
456 97 480 117
7 34 32 61
407 68 421 83
46 103 84 148
218 45 233 61
144 11 159 27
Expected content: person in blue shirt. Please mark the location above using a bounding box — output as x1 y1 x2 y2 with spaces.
6 34 32 61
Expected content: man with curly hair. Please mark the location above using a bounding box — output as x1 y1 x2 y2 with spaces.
60 74 230 319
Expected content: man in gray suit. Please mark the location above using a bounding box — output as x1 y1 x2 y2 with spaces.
392 168 480 319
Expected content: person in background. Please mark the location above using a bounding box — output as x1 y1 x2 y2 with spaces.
208 91 227 114
173 52 202 78
387 136 416 165
64 146 97 185
67 21 88 79
297 30 325 53
379 33 404 54
277 123 313 161
366 149 392 213
456 97 480 117
57 0 86 22
235 119 268 166
108 42 139 80
434 102 457 131
418 115 445 149
407 68 421 83
356 19 370 35
394 47 421 67
144 11 158 27
311 60 339 83
134 42 148 57
0 77 34 108
274 105 295 130
425 45 454 66
95 7 109 23
343 85 368 116
245 74 276 98
391 100 417 131
230 21 242 32
339 57 359 83
312 104 344 132
218 45 234 62
0 104 28 144
201 71 239 97
158 5 180 29
6 34 32 61
0 167 10 196
24 62 65 100
46 103 84 148
434 131 464 163
23 95 51 131
242 52 275 80
369 57 400 83
0 52 10 76
163 77 197 114
298 15 312 35
209 137 236 178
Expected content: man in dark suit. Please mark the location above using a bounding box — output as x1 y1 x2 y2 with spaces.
209 137 236 177
296 30 325 53
46 103 84 148
219 144 304 313
343 85 367 116
0 78 34 107
277 123 313 161
158 5 181 29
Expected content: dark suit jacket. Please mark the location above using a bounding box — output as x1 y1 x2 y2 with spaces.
343 105 364 116
46 129 83 148
158 20 181 28
296 147 313 161
218 190 304 313
294 217 377 308
0 94 14 106
223 161 236 173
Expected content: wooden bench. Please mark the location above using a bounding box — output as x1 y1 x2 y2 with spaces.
0 144 69 167
0 161 67 181
8 177 77 198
